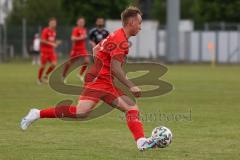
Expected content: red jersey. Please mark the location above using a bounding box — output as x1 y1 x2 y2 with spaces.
86 28 129 84
71 27 87 51
40 27 56 53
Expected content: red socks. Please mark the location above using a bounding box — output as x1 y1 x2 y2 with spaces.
80 65 87 76
38 67 45 80
46 65 55 76
126 109 145 141
40 107 145 141
40 106 76 118
38 65 55 80
63 64 87 77
63 63 70 78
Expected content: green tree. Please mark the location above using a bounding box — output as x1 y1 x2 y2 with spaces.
7 0 68 26
151 0 194 25
151 0 240 27
61 0 133 27
151 0 166 25
181 0 194 20
7 0 136 27
192 0 240 26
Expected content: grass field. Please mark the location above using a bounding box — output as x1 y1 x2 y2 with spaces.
0 62 240 160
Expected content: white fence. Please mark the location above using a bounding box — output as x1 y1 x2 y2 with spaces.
1 20 240 63
106 20 240 63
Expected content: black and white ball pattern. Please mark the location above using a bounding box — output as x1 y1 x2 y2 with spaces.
151 126 173 148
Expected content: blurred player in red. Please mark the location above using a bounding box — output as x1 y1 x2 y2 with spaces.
62 17 89 81
38 17 61 84
21 7 156 151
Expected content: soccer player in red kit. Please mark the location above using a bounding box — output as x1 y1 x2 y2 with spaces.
38 18 60 84
21 7 157 151
62 17 89 80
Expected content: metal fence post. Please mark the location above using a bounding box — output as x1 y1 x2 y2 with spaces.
238 25 240 63
199 31 202 62
227 31 231 63
156 25 160 59
184 31 191 62
0 25 2 62
215 31 219 64
22 18 28 58
3 23 7 61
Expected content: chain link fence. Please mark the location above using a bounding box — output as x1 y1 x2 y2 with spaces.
1 22 240 64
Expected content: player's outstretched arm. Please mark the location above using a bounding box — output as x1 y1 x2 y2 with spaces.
92 44 101 57
111 59 141 97
89 40 96 48
41 39 58 48
71 34 87 41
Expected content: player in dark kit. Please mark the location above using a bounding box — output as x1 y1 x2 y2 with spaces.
89 17 109 48
21 6 157 151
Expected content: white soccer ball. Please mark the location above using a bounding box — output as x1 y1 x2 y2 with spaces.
151 126 173 148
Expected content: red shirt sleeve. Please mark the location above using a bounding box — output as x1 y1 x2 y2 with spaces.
72 28 78 37
41 28 48 41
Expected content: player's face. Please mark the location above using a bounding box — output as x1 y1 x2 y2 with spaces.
77 18 85 27
49 20 57 29
129 14 142 36
96 18 105 28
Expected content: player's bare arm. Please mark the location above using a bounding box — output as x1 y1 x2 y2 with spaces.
71 34 87 41
92 44 101 57
90 40 96 48
111 58 141 97
41 39 59 48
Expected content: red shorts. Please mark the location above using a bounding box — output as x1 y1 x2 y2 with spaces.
41 52 57 65
70 49 88 58
79 82 125 105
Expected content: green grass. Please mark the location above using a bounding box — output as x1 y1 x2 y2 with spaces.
0 62 240 160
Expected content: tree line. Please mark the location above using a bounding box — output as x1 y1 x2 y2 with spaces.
7 0 240 27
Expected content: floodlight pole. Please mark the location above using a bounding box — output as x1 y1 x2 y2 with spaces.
166 0 180 62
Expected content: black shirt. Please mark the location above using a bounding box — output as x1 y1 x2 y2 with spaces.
89 27 109 44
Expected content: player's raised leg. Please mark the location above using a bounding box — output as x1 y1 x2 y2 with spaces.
38 65 45 84
45 63 56 78
62 61 71 79
79 56 90 80
43 54 57 82
20 100 97 130
112 95 156 151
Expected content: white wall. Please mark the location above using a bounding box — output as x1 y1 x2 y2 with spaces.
189 31 240 63
106 20 240 63
106 20 158 58
0 0 12 24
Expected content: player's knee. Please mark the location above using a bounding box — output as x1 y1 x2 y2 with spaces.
122 105 139 113
77 112 89 118
76 106 92 118
76 109 92 118
52 63 57 66
128 105 139 111
52 62 57 66
40 65 46 69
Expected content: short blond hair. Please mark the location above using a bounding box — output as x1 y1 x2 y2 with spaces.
121 6 142 26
